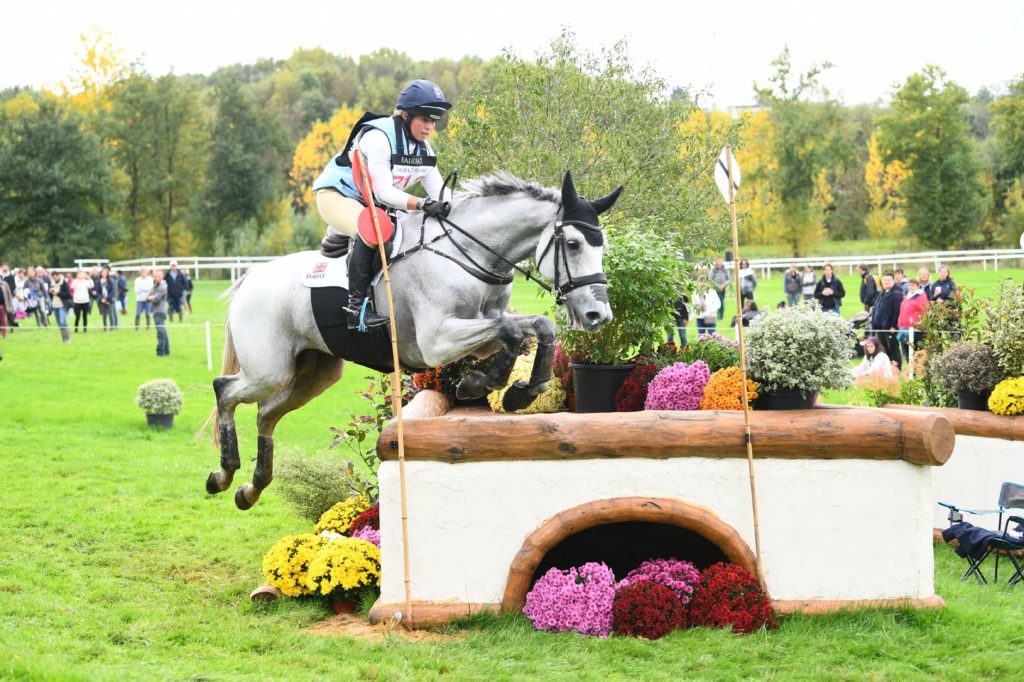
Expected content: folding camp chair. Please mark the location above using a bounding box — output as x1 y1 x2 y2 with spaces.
939 482 1024 585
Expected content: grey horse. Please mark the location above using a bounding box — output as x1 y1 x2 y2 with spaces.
206 171 622 510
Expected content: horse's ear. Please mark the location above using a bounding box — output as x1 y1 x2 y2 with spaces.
590 185 624 216
561 171 579 208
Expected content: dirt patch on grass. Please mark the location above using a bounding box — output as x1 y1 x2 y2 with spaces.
308 614 466 642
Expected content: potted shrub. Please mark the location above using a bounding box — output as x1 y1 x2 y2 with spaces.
744 306 855 409
135 378 184 428
557 223 688 412
932 341 1005 410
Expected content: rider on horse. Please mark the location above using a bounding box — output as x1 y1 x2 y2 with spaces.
313 79 453 330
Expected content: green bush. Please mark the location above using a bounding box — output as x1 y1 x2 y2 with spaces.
135 379 184 415
275 455 375 523
557 222 687 365
985 279 1024 376
933 342 1005 394
745 306 855 394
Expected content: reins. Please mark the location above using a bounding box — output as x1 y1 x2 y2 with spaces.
386 177 607 303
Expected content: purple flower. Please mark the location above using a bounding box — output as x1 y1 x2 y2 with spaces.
697 332 739 347
644 361 712 410
523 562 618 637
352 527 381 547
620 558 701 604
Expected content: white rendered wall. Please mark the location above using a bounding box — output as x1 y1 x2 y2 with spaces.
378 457 935 606
932 435 1024 531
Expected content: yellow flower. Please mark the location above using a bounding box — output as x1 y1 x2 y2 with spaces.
261 533 326 597
488 355 566 414
699 367 759 411
315 495 372 535
988 377 1024 416
305 537 382 598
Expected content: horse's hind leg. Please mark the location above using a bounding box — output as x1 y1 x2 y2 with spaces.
205 374 243 494
206 369 288 495
235 351 344 510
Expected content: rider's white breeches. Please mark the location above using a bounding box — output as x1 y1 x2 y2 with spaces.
316 189 363 239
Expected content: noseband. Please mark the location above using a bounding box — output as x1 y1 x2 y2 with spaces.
536 221 608 304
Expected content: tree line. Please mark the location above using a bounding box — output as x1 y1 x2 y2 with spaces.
1 30 1022 266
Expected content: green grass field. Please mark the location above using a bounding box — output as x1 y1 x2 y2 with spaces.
2 272 1024 680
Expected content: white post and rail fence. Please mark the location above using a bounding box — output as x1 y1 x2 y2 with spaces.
76 248 1024 282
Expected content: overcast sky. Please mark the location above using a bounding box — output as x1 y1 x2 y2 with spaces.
3 1 1022 108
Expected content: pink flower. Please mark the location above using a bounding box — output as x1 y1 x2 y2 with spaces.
352 527 381 547
644 361 712 410
620 558 701 604
523 562 618 637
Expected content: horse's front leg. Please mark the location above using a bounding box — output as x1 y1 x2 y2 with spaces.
417 316 523 400
501 315 556 412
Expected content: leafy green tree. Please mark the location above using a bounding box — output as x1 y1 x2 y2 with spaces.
445 31 740 255
0 96 119 265
877 66 988 250
753 47 844 256
992 75 1024 186
102 73 156 245
148 75 207 256
200 78 290 250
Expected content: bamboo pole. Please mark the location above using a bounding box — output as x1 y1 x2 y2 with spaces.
725 145 764 581
356 152 414 629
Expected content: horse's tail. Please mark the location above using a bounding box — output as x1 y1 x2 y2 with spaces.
220 271 248 300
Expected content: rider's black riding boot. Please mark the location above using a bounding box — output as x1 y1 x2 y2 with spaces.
346 237 390 330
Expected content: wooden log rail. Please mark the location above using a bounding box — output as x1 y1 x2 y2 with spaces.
378 392 953 466
881 404 1024 442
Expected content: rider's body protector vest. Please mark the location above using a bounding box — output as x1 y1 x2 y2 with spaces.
313 115 436 205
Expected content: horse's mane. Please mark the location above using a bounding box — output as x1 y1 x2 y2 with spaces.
455 172 560 207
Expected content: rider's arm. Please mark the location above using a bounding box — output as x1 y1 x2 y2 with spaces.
359 130 421 211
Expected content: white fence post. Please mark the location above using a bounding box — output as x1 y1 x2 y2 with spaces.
206 320 213 371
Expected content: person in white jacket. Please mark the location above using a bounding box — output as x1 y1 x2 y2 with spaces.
693 279 721 336
851 336 894 379
133 267 154 331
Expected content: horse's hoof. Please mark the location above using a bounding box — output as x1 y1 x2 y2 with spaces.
456 371 488 401
502 381 537 413
206 471 226 495
234 485 257 511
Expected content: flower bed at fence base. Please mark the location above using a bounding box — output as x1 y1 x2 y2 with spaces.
262 495 382 609
523 558 774 639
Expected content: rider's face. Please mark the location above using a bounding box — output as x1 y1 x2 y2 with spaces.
406 114 436 142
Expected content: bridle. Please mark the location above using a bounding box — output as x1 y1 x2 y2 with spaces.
535 220 608 304
387 173 608 305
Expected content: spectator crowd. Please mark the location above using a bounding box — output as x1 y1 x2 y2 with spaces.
1 260 193 357
669 258 957 382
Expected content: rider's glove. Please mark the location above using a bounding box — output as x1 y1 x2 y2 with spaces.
421 198 451 218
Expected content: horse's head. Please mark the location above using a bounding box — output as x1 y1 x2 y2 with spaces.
536 171 622 332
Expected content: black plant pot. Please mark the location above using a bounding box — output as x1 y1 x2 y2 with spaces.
146 413 175 429
758 387 818 410
570 362 635 413
956 389 991 411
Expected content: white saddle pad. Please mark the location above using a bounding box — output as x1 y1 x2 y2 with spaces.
301 256 349 289
301 219 406 289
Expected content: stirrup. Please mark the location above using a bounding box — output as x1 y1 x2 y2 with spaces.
346 299 389 331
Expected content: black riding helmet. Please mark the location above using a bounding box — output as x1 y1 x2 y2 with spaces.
396 79 452 120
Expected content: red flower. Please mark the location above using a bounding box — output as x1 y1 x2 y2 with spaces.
612 581 686 639
687 562 775 634
348 504 380 534
614 363 659 412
